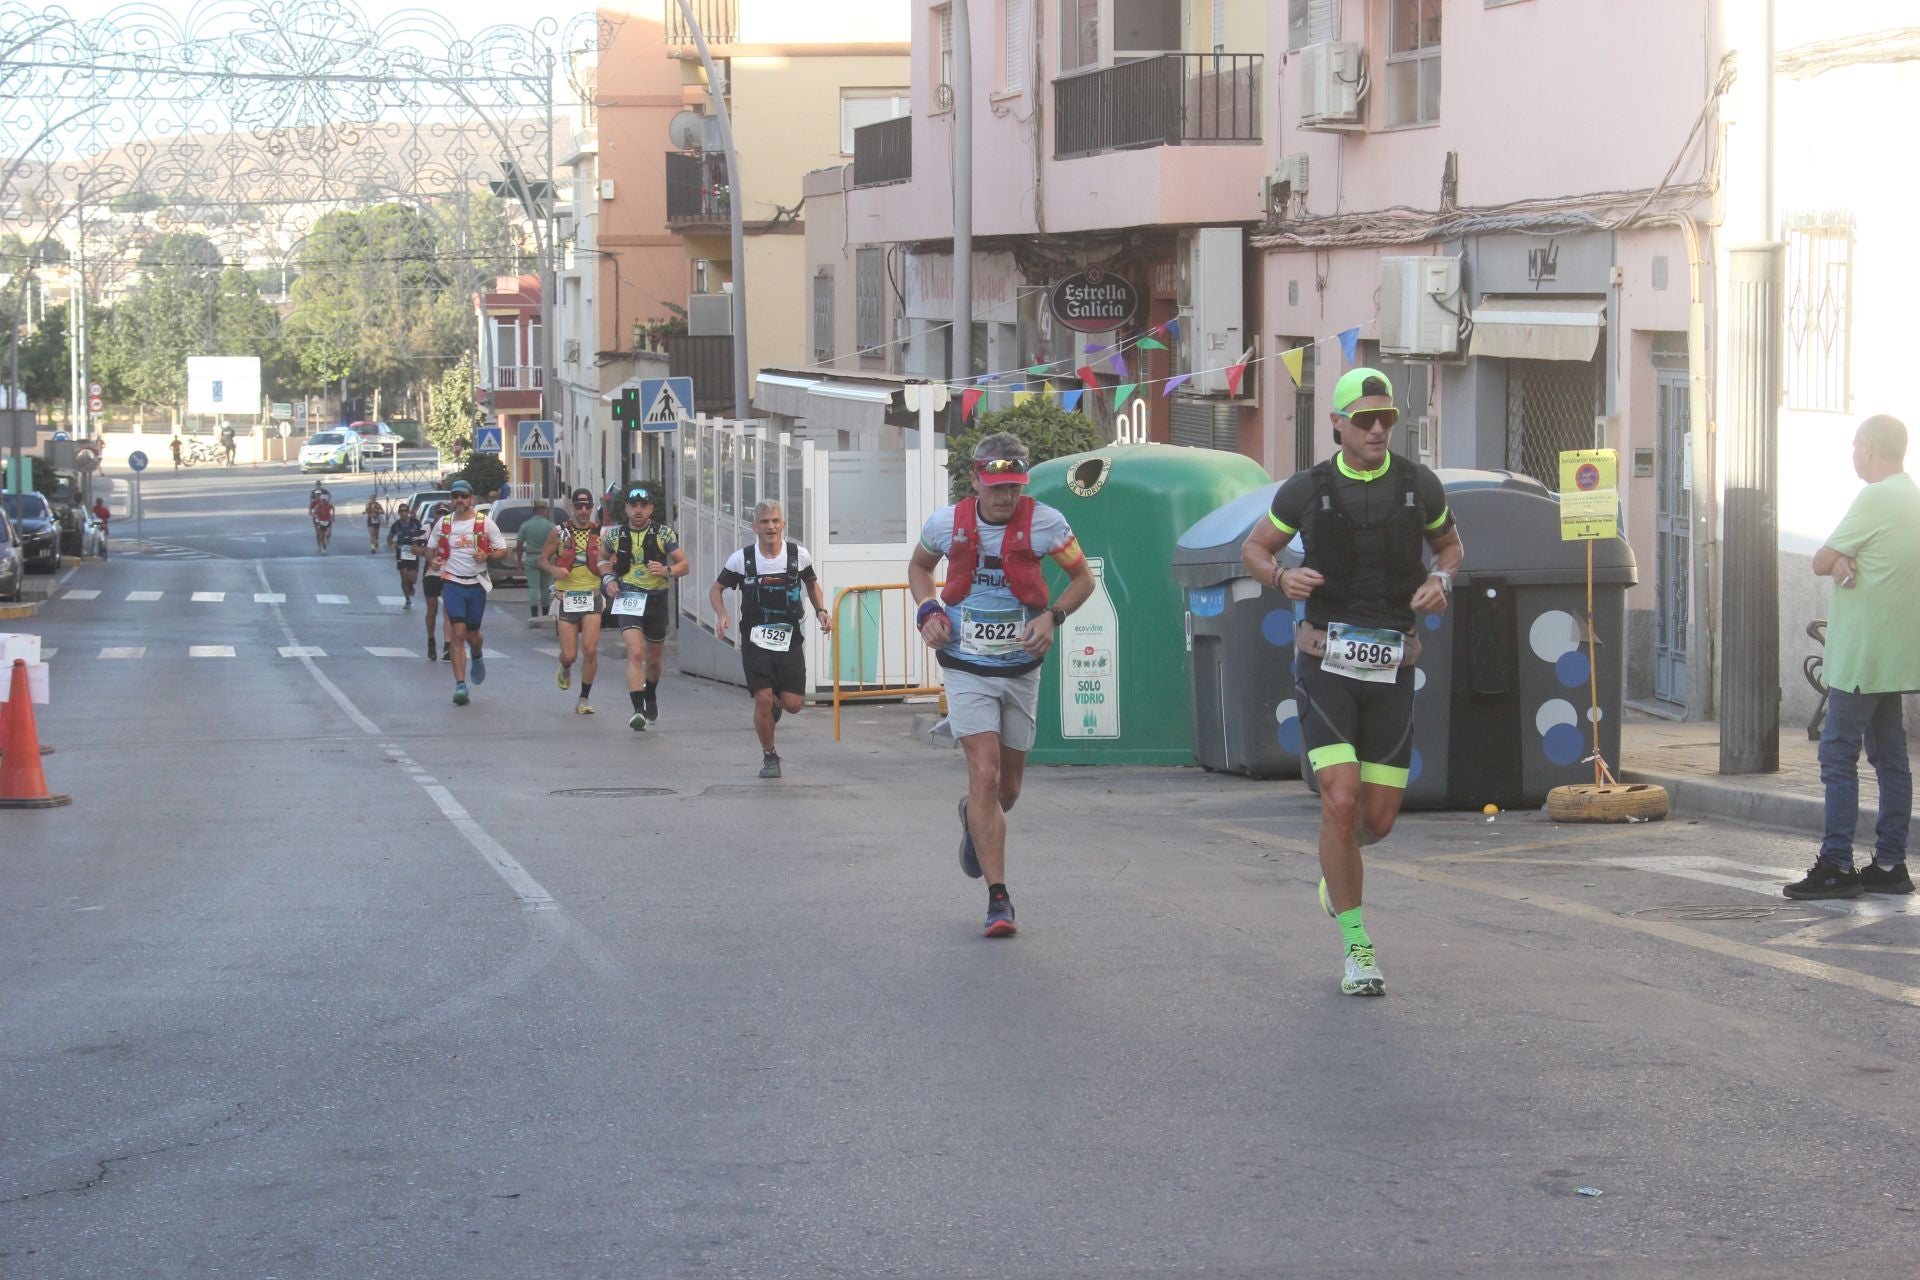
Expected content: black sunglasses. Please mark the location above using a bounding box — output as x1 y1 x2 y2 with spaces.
1344 410 1399 432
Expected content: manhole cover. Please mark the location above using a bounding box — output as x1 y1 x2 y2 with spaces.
549 787 675 798
1628 904 1825 923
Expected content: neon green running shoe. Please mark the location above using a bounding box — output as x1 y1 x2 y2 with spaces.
1341 944 1385 996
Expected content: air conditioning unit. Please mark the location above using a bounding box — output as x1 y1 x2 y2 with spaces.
1260 152 1310 218
688 293 734 336
1178 228 1245 396
1380 255 1461 358
1298 41 1361 126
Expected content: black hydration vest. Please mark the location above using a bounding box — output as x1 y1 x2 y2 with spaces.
737 541 806 630
611 524 667 583
1298 454 1429 611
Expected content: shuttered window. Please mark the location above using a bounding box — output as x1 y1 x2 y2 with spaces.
1002 0 1027 93
856 249 884 356
812 272 834 365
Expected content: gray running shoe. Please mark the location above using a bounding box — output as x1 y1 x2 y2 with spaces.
759 752 782 779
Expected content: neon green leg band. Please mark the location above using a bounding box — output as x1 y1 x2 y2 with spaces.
1359 762 1409 789
1336 906 1371 950
1309 744 1358 772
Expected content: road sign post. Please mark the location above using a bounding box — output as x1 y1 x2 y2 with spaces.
474 425 504 454
637 377 695 432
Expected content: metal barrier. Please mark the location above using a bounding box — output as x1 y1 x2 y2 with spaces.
830 582 945 741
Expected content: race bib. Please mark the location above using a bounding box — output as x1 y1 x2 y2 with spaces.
749 624 794 653
1321 623 1405 684
398 547 416 562
958 604 1026 656
612 592 649 617
562 591 596 613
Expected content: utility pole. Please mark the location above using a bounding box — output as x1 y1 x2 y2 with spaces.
950 0 974 395
673 0 751 419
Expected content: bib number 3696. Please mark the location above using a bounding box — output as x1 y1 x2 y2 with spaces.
1322 623 1405 684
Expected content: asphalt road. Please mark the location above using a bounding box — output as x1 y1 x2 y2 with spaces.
3 465 1917 1279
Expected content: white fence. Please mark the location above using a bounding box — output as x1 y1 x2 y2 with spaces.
670 399 950 696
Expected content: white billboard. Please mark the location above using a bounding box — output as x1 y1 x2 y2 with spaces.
186 356 262 416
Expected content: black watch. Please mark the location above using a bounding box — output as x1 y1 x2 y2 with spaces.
1049 606 1067 629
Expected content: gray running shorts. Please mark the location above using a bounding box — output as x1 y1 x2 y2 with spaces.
941 665 1042 752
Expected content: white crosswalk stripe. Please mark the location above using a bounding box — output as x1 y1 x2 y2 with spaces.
253 593 287 603
316 594 350 604
126 591 162 602
364 647 414 657
63 589 100 601
189 645 236 657
99 646 146 659
191 591 226 603
378 595 405 606
278 646 326 658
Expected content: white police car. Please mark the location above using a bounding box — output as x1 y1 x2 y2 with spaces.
299 428 362 473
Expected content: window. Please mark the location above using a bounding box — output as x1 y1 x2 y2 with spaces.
1385 0 1441 128
1211 0 1227 53
934 5 954 105
812 271 835 365
1785 218 1853 413
1288 0 1337 51
856 249 885 356
841 90 910 154
493 317 517 373
1059 0 1097 73
1001 0 1028 93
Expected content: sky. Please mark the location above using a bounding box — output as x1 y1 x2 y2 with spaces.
50 0 590 40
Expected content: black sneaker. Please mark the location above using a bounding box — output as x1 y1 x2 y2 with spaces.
640 689 658 723
957 796 982 879
426 638 437 661
1783 861 1863 899
1858 860 1915 895
983 889 1017 938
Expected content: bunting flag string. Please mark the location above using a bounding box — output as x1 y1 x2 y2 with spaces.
1012 390 1034 407
961 387 984 422
1061 389 1084 412
1076 365 1101 390
1135 337 1166 351
1338 326 1360 364
1161 373 1192 396
1224 362 1249 399
1280 346 1306 388
1114 382 1137 409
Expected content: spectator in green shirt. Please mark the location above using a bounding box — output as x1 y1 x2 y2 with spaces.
516 498 556 618
1786 414 1920 900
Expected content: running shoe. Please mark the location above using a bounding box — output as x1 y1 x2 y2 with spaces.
983 889 1017 938
1341 944 1385 996
957 796 982 879
1857 860 1913 895
575 698 594 715
452 682 470 707
469 652 486 685
640 689 658 723
628 711 648 732
403 596 412 610
1318 877 1335 918
557 664 571 691
442 646 452 662
759 752 782 779
426 638 437 661
1783 861 1863 899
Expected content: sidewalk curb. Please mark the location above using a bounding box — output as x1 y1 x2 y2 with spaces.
1621 765 1900 850
0 602 40 621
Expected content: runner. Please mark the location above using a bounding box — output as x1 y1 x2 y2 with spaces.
311 489 334 554
599 481 688 732
539 488 607 715
364 495 385 554
908 432 1094 938
711 500 833 778
388 502 425 610
420 502 451 660
170 436 183 469
1240 367 1464 997
426 480 507 706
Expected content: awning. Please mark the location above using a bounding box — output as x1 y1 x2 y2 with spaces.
754 372 900 432
1468 296 1607 362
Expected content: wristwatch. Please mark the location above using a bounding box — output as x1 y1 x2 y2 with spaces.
1049 606 1067 629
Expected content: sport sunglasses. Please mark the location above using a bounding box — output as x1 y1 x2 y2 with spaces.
974 457 1030 476
1342 409 1400 432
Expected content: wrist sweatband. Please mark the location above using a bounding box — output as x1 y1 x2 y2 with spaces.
916 599 943 628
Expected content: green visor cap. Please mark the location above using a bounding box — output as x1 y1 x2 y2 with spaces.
1332 367 1395 414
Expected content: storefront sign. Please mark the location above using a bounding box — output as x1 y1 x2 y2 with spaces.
1050 268 1141 333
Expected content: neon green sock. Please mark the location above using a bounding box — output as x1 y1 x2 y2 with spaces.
1336 907 1371 951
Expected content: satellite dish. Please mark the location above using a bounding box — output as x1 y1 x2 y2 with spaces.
668 110 706 152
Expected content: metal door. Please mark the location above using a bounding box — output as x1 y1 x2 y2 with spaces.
1654 368 1690 704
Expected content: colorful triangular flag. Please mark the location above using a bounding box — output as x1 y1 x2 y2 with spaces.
1107 352 1127 378
1162 373 1192 396
1338 327 1360 364
1062 389 1084 412
1076 365 1101 389
1136 337 1166 351
1225 363 1248 398
961 387 983 421
1115 382 1137 408
1012 390 1034 407
1027 364 1053 376
1281 346 1306 387
1163 317 1181 339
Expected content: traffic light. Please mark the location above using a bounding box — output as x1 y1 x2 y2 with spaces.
611 386 641 422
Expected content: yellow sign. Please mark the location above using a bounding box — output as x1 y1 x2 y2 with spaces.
1558 449 1618 541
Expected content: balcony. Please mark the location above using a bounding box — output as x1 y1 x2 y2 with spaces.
665 0 737 46
852 116 912 188
492 365 544 390
1053 53 1262 160
666 150 730 229
668 334 734 412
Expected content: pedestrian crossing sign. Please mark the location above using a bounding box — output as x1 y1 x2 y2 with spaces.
517 419 556 458
473 425 503 454
637 377 694 432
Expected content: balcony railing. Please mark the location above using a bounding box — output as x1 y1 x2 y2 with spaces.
666 0 737 45
852 116 912 188
666 150 730 226
492 365 544 390
1054 53 1263 159
668 334 734 412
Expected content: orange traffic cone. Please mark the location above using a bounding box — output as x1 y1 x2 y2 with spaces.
0 659 69 808
0 689 53 758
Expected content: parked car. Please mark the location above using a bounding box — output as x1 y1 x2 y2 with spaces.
386 418 423 447
477 497 550 587
408 489 452 524
81 507 108 560
299 428 362 472
0 509 22 601
350 420 398 457
0 491 61 572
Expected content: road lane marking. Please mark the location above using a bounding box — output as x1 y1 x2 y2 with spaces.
378 595 405 606
126 591 162 602
189 645 236 658
278 645 326 658
99 647 145 659
253 593 286 603
316 594 349 604
63 589 100 601
191 591 226 603
259 564 556 912
364 647 414 657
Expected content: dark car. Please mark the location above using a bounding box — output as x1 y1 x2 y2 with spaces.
1 492 60 572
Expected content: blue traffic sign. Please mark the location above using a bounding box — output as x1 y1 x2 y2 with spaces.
637 377 694 432
516 419 556 458
128 450 149 472
51 431 69 441
473 425 504 454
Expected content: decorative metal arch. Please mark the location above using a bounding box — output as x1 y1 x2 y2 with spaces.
0 0 614 413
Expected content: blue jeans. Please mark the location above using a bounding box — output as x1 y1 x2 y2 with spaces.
1819 688 1912 868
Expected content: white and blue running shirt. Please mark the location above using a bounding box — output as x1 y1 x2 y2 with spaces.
919 501 1076 676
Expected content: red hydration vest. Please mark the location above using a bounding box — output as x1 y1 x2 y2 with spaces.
940 496 1049 610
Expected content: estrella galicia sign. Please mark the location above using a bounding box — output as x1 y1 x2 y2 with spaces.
1049 267 1141 333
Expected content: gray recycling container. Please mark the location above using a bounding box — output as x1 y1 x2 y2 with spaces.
1172 481 1305 779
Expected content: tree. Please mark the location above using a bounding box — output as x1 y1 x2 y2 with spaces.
425 352 477 458
449 451 506 497
16 306 70 408
944 397 1109 498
